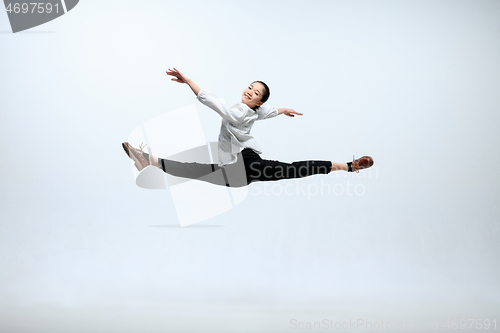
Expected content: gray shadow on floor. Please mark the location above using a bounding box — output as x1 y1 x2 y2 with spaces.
149 225 225 228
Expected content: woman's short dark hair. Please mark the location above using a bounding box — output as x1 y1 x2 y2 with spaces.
253 80 270 104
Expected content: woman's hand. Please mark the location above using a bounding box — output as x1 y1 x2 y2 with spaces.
278 108 303 117
166 68 189 84
166 68 201 96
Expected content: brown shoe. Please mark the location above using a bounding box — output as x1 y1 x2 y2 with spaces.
351 155 374 173
122 142 149 171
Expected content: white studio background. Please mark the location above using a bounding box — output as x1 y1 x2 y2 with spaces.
1 0 499 332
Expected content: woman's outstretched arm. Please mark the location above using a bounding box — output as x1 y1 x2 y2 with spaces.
166 68 200 96
277 108 303 117
167 68 248 123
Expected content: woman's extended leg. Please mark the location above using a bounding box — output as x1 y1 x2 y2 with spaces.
330 162 348 172
242 148 332 184
241 148 373 184
123 142 218 179
122 142 248 187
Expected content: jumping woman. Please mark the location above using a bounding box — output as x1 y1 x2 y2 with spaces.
122 68 374 187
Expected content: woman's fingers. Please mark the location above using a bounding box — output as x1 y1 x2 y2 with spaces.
166 68 186 83
166 68 179 75
174 68 186 80
166 68 188 83
284 110 302 117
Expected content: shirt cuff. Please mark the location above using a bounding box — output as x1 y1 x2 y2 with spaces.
196 88 205 100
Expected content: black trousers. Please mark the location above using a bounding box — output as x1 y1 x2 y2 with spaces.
158 148 332 187
241 148 332 184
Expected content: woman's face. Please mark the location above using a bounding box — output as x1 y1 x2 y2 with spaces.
241 82 265 109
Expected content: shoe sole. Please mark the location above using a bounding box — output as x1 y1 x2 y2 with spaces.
352 155 374 173
122 142 144 171
358 156 374 169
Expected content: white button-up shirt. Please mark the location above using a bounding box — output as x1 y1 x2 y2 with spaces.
196 89 279 166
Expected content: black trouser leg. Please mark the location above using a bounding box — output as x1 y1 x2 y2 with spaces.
157 156 248 188
159 158 219 180
242 149 332 184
